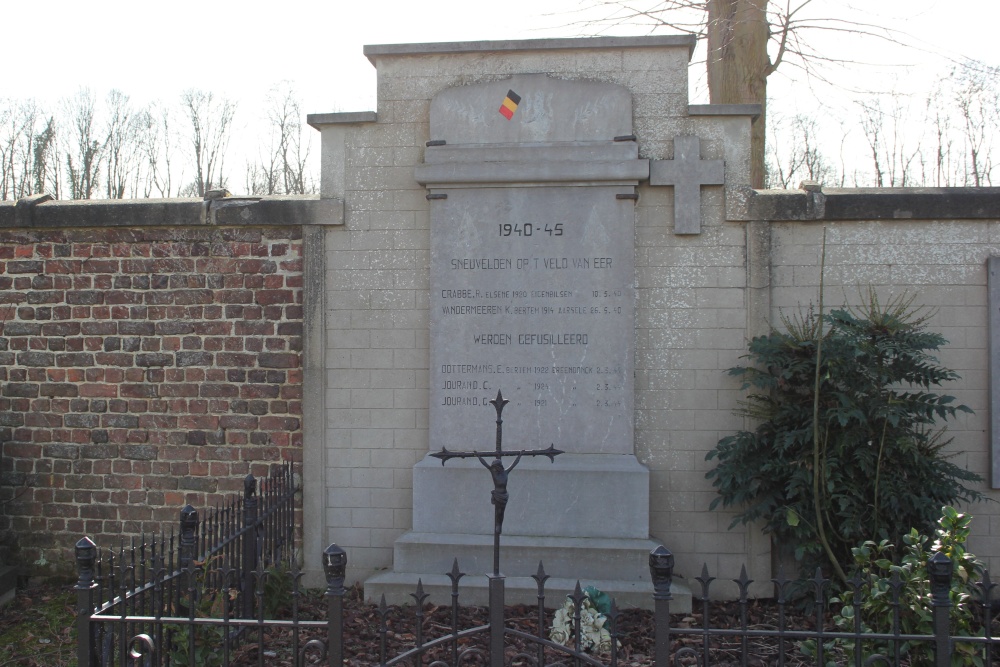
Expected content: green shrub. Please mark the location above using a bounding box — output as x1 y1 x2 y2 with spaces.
706 292 983 578
803 507 986 667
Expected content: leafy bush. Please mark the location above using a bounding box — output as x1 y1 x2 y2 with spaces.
706 292 982 578
804 507 987 667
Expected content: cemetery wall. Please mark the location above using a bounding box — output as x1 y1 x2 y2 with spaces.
1 183 998 589
752 191 1000 576
0 195 334 573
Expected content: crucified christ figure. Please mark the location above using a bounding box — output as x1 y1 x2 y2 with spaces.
476 452 523 538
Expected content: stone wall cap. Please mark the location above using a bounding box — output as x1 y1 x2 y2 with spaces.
741 186 1000 221
0 194 343 228
688 104 762 119
307 112 377 130
363 35 697 65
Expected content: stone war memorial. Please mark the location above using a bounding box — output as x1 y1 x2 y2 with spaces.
305 36 759 606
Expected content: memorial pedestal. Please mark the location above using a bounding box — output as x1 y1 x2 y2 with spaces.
366 455 691 611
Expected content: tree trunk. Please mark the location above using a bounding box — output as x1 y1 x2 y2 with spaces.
706 0 770 188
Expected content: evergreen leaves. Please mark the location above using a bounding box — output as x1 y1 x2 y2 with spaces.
706 292 983 576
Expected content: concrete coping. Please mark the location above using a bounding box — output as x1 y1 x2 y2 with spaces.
741 185 1000 221
307 112 378 130
363 35 698 65
689 104 762 120
0 194 344 228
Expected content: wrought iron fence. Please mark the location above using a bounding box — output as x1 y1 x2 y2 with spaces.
648 547 999 667
76 538 1000 666
75 462 298 666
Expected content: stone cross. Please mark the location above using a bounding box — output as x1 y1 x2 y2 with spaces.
649 135 725 235
431 390 562 575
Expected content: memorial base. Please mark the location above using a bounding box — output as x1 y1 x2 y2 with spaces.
364 532 691 612
411 454 651 538
366 453 691 612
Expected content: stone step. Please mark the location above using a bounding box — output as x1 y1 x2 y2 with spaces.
364 571 692 613
391 531 665 582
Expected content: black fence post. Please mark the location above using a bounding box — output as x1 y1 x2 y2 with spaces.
324 543 346 667
929 551 953 667
75 537 98 667
243 473 258 619
179 504 198 617
649 545 674 667
179 504 199 569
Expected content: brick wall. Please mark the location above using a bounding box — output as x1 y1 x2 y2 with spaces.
0 225 304 573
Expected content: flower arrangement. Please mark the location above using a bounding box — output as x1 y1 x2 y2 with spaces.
548 586 616 653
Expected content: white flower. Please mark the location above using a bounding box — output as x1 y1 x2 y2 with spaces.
597 628 614 654
548 589 616 653
549 626 571 645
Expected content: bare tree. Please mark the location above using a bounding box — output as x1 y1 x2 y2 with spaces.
135 102 180 198
574 0 908 188
181 89 236 196
32 116 59 198
951 60 998 186
0 99 44 200
766 113 837 188
103 90 146 199
857 96 923 187
63 89 103 199
247 83 315 195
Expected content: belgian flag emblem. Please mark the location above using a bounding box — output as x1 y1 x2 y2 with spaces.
499 90 521 120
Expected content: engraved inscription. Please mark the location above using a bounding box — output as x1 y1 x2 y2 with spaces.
430 187 634 455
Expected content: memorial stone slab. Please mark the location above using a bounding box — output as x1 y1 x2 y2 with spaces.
415 75 647 536
428 185 634 456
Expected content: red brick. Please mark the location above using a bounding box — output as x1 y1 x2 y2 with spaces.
178 415 219 430
201 384 238 398
196 258 238 273
159 384 198 397
4 442 41 458
226 431 248 445
138 417 178 434
105 474 142 490
236 259 276 274
183 369 207 383
82 259 120 273
79 383 116 398
209 462 230 476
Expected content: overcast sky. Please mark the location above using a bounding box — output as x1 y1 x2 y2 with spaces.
8 0 995 110
6 0 997 187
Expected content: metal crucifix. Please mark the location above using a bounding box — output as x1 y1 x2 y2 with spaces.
431 389 562 576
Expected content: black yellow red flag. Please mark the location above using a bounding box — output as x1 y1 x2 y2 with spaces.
499 90 521 120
